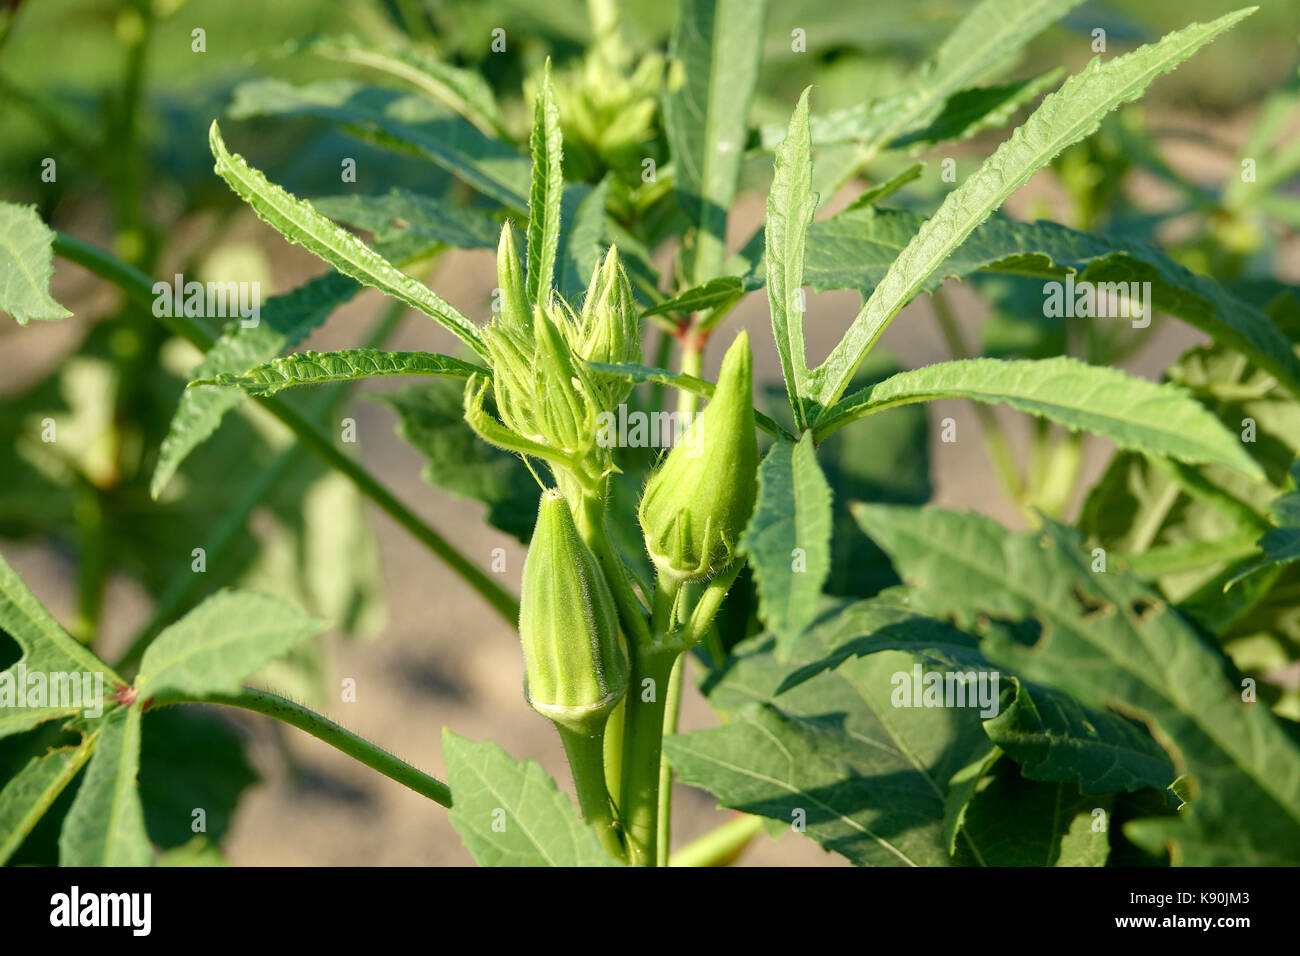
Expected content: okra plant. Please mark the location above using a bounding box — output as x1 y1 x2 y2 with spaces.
3 0 1300 868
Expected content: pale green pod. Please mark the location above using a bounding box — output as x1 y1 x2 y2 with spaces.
637 331 758 582
520 489 629 734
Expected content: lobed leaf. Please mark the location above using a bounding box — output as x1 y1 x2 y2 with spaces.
195 348 484 397
812 8 1257 411
209 121 486 357
135 589 324 700
665 0 767 285
815 356 1264 480
442 730 619 866
738 433 833 656
0 202 71 325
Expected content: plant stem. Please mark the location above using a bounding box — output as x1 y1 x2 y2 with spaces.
556 723 625 861
52 233 520 626
157 687 452 807
670 813 765 866
619 642 679 865
656 653 684 866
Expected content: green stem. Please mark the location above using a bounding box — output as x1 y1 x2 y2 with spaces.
156 687 452 807
619 643 678 865
576 492 651 646
52 233 519 626
556 723 625 861
670 813 765 866
656 654 684 866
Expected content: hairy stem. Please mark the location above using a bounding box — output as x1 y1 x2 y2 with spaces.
557 723 625 861
157 687 452 807
656 654 685 866
619 643 679 865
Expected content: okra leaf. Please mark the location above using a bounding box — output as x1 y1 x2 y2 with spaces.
1227 460 1300 586
285 35 509 139
556 178 610 304
842 164 925 213
525 69 564 307
373 381 538 543
812 8 1256 411
642 276 746 320
815 356 1264 480
739 433 832 657
667 635 991 866
889 70 1064 150
764 89 818 430
854 503 1300 865
228 79 530 209
209 121 486 358
442 731 620 866
0 719 99 864
150 270 364 499
958 759 1111 866
135 589 324 700
312 188 499 250
786 0 1084 150
0 202 71 325
985 678 1175 794
665 0 767 285
0 551 121 739
58 705 151 866
194 348 484 397
800 207 1300 398
783 595 1173 796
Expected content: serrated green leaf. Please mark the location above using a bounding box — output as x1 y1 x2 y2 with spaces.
150 270 365 499
739 433 832 655
959 759 1111 865
556 178 610 303
668 635 989 866
0 720 98 864
842 163 925 213
442 730 619 866
135 590 323 700
0 202 71 325
813 8 1256 410
0 551 120 739
373 381 538 542
854 503 1300 865
288 35 508 139
800 207 1300 398
196 348 484 397
526 70 564 306
209 121 486 357
643 276 745 320
666 0 766 285
986 678 1175 794
790 0 1083 150
312 188 499 250
58 705 150 866
890 69 1063 150
764 88 818 430
228 79 529 209
816 356 1263 479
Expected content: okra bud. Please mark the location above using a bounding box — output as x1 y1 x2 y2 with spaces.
578 246 640 404
637 331 758 582
520 489 629 735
